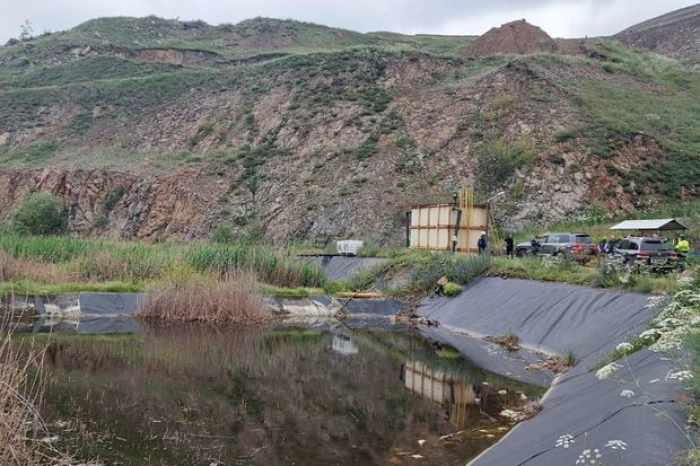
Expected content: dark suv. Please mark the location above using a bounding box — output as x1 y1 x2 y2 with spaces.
515 233 597 260
612 236 679 272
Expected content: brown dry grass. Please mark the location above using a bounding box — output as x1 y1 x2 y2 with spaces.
136 271 269 324
0 332 49 465
0 251 76 284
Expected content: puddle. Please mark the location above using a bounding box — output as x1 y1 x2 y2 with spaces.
25 322 544 466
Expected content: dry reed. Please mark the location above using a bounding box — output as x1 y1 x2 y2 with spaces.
0 332 49 465
137 271 269 324
0 251 76 284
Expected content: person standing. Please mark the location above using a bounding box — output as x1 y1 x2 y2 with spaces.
477 231 487 255
598 237 607 255
505 235 514 258
675 234 691 256
605 235 616 254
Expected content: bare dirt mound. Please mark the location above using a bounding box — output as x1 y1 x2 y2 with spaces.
615 4 700 62
464 20 558 57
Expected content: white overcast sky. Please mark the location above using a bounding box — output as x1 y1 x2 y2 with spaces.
0 0 697 43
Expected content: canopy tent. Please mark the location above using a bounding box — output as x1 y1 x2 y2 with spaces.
609 218 688 232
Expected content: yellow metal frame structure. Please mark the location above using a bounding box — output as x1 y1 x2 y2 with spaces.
457 185 498 254
457 186 473 252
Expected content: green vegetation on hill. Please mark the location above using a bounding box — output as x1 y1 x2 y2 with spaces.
536 40 700 203
0 56 178 89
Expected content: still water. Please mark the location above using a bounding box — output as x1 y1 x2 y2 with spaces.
34 320 543 466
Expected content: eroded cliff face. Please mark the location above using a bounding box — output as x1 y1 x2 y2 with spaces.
0 167 222 240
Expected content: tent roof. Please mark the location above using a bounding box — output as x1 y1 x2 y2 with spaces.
609 218 688 231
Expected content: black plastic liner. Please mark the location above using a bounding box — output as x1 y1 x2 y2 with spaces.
300 256 387 280
417 278 692 466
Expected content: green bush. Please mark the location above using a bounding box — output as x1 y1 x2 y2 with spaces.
10 193 67 235
357 240 381 257
411 253 491 291
443 282 462 297
211 224 235 244
475 141 536 194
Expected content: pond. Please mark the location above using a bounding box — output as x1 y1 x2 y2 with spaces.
26 319 544 465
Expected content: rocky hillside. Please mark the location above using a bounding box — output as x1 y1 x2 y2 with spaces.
615 4 700 63
0 11 699 245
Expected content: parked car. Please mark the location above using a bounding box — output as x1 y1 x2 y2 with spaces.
611 236 680 273
515 233 597 261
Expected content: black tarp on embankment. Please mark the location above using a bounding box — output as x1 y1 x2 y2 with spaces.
300 256 387 281
419 278 651 366
417 278 692 466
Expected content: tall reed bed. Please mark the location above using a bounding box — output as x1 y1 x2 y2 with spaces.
0 235 325 288
137 271 269 324
0 330 49 465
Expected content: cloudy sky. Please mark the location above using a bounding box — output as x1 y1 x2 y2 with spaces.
0 0 697 43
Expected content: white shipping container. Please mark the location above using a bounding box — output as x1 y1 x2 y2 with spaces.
336 240 364 255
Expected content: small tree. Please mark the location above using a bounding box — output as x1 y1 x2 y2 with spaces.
19 20 34 42
10 193 66 235
211 224 235 244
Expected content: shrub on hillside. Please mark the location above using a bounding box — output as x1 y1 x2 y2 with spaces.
211 224 235 244
10 193 66 236
475 141 536 195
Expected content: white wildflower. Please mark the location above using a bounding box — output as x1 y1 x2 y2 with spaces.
657 318 683 329
639 329 662 341
615 342 634 353
666 370 693 382
620 389 635 398
576 448 603 465
596 362 623 380
555 434 575 449
645 295 667 309
605 440 628 450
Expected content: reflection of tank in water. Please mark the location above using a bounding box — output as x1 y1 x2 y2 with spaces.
403 360 480 427
331 327 359 355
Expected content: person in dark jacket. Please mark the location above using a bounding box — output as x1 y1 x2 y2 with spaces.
605 235 616 254
505 235 514 258
530 237 541 255
477 231 487 255
598 237 607 254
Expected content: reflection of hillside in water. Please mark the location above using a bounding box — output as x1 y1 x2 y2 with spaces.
35 325 542 466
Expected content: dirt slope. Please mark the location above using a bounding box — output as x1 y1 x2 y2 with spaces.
615 4 700 61
464 20 558 57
